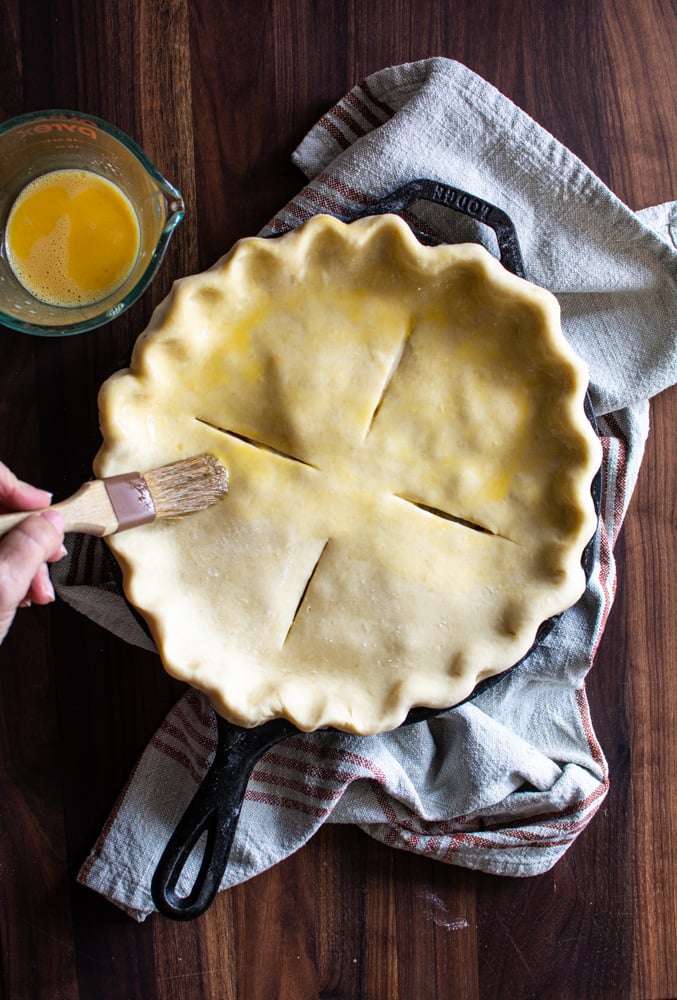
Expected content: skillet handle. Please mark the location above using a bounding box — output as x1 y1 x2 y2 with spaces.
354 178 526 279
151 714 298 920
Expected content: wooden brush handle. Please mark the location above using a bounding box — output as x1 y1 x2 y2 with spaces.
0 481 118 539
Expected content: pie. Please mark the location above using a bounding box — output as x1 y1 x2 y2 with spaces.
95 213 602 734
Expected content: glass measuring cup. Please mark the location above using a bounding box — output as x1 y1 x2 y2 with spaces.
0 110 185 336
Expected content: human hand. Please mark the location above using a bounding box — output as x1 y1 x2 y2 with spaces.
0 463 66 644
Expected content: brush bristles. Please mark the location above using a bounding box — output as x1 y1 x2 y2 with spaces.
143 455 229 518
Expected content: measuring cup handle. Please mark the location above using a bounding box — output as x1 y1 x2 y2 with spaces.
151 715 298 921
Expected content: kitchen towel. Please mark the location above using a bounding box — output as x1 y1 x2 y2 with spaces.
53 57 677 921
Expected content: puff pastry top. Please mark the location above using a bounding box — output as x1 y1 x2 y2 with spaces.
95 213 601 734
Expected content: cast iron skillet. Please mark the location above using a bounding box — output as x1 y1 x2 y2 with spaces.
149 180 601 920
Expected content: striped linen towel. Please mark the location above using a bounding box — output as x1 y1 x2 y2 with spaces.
54 58 677 921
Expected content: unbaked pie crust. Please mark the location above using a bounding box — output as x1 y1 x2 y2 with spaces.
95 213 602 734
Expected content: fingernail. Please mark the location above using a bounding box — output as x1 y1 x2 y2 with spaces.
58 544 68 558
18 479 52 505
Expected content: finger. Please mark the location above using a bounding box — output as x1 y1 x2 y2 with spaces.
47 543 69 564
25 562 56 605
0 462 52 512
0 512 65 641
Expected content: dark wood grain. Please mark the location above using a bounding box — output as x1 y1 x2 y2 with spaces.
625 386 677 1000
0 1 675 998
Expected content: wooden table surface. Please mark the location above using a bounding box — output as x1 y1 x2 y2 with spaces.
0 2 674 998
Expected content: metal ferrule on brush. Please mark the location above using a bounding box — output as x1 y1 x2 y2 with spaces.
103 472 157 530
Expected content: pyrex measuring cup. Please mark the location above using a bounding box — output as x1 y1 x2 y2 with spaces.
0 110 184 336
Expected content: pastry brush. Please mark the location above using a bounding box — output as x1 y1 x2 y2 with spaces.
0 454 229 538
